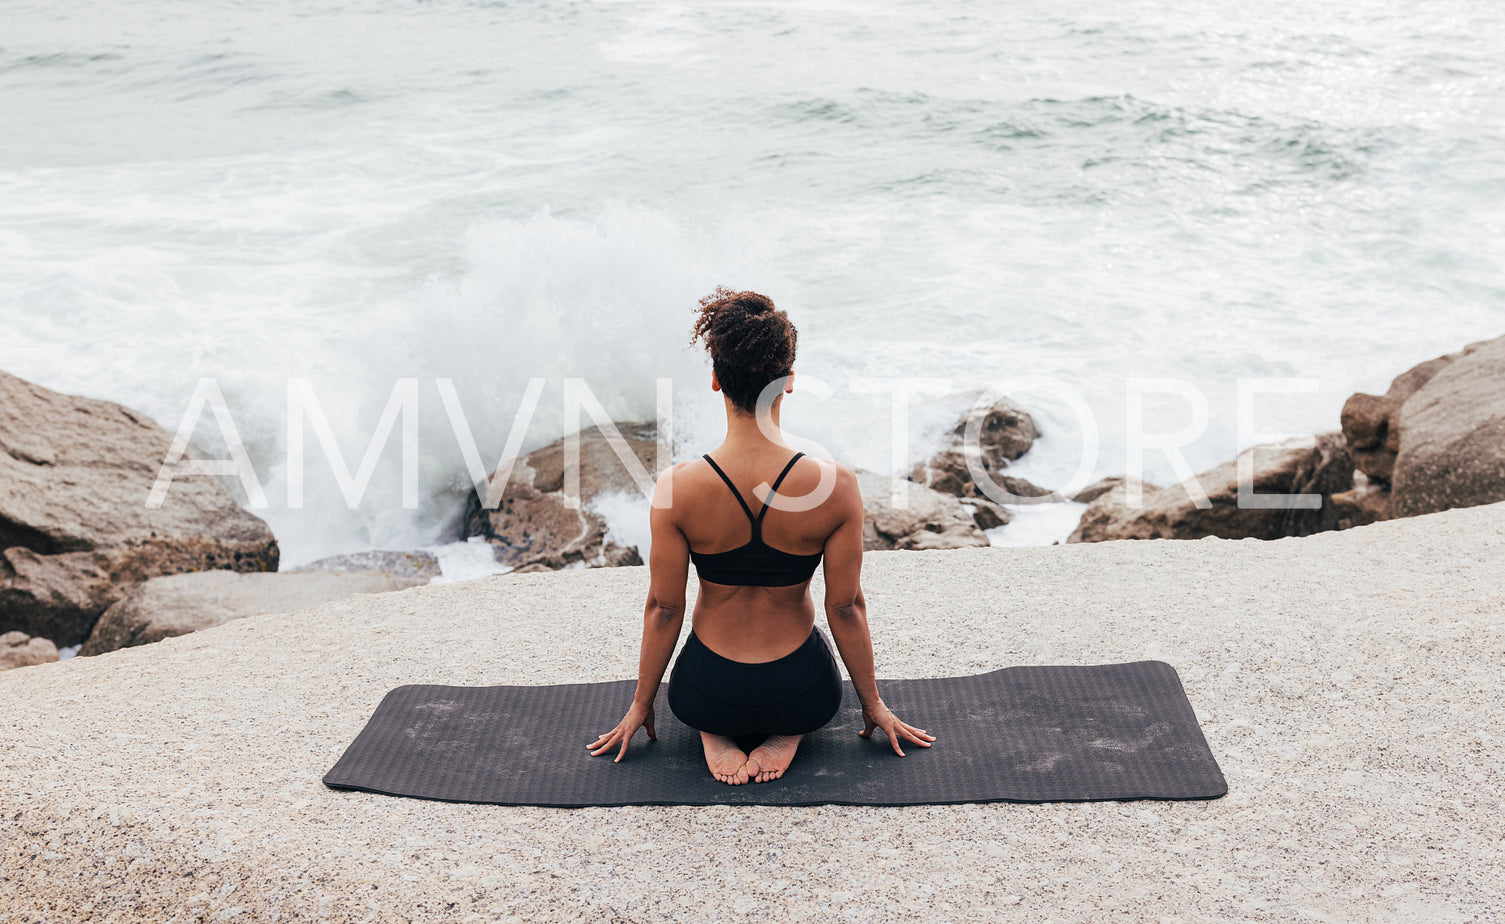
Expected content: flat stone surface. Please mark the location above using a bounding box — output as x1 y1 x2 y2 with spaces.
80 570 429 656
3 503 1504 923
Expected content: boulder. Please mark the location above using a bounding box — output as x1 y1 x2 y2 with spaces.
1071 476 1129 505
998 475 1059 501
461 420 1004 565
960 498 1011 530
856 470 991 551
1065 478 1162 544
504 421 659 499
1391 336 1505 518
1341 352 1460 483
1330 471 1392 530
0 370 279 647
0 630 58 671
1068 434 1353 543
909 393 1042 501
79 570 425 656
460 424 653 571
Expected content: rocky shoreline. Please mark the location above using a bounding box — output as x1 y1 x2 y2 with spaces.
1068 333 1505 544
457 393 1048 574
1 378 1052 665
4 333 1503 667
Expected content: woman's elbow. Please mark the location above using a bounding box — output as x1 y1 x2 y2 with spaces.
826 599 865 623
645 596 683 627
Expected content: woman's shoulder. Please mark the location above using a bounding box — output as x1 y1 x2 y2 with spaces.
786 454 861 512
650 458 708 510
799 453 854 479
654 452 857 498
653 457 711 488
816 456 855 479
802 453 855 484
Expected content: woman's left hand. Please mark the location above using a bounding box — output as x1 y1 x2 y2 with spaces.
860 699 936 757
587 701 657 762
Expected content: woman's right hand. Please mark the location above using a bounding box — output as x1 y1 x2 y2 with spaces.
859 699 936 756
587 700 656 763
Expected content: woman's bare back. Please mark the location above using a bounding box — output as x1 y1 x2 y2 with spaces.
673 450 844 662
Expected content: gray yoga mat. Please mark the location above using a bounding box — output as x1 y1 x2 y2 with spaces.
323 660 1226 806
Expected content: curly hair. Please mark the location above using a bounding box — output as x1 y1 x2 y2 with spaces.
689 286 798 415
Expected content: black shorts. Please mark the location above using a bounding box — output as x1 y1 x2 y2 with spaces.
667 627 843 738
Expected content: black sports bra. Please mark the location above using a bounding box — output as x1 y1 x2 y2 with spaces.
689 451 823 587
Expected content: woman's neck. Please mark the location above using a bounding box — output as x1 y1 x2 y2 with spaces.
721 399 791 452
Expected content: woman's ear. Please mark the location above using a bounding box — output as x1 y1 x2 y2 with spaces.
710 370 721 392
785 371 795 395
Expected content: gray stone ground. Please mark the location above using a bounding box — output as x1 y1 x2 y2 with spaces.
3 503 1503 923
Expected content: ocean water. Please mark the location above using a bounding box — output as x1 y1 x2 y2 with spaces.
2 0 1502 567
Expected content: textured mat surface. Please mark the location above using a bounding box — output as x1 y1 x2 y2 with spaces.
323 660 1226 806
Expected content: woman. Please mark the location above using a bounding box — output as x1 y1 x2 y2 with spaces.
587 287 935 785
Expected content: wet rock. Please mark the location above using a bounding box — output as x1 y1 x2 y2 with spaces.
960 498 1012 531
998 475 1058 500
0 370 279 647
79 570 426 656
909 393 1041 501
460 424 654 571
1069 434 1353 543
856 470 990 551
0 631 58 671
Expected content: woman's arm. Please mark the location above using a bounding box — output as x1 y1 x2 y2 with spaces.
588 465 689 762
627 477 688 709
821 465 935 756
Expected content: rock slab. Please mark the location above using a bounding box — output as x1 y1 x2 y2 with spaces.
291 549 443 581
2 502 1502 922
79 570 425 656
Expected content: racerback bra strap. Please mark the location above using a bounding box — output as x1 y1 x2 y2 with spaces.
756 452 805 529
701 454 757 523
702 451 807 537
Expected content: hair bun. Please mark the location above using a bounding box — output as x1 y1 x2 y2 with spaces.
696 285 772 318
689 287 799 415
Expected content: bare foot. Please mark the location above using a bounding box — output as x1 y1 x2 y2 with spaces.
700 732 750 785
745 734 803 783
